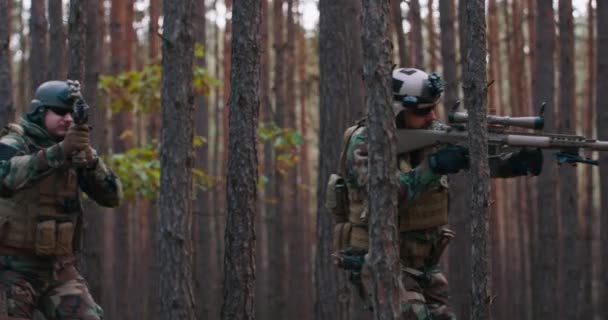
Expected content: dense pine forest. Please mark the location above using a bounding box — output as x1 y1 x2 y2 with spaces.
0 0 607 319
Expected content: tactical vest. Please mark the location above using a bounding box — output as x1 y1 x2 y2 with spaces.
0 124 81 256
347 136 449 251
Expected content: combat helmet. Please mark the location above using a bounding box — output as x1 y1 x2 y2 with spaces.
392 68 443 116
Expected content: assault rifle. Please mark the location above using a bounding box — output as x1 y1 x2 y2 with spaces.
396 103 608 165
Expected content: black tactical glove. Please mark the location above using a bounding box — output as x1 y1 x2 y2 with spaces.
508 148 543 176
61 125 90 155
428 145 470 174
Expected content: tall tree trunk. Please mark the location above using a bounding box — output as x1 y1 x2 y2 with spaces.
256 0 271 317
596 1 608 319
391 0 407 66
408 0 423 69
29 0 47 91
81 0 105 309
220 1 260 319
17 0 27 113
362 0 401 318
580 1 596 318
47 0 66 80
149 0 161 62
427 0 438 72
448 1 470 318
193 0 214 319
463 1 491 319
269 0 287 317
67 0 85 81
158 0 196 319
317 0 364 319
558 2 580 319
533 1 557 319
0 0 13 125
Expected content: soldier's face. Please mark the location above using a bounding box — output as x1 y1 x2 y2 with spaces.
403 107 437 129
44 108 74 139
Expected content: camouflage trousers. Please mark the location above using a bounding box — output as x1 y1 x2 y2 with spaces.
0 254 103 319
357 229 456 320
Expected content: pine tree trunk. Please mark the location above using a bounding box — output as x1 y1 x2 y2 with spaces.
391 0 407 66
316 0 364 318
426 0 438 72
462 1 491 319
362 0 401 318
596 1 608 319
47 0 66 80
67 0 85 81
0 0 13 125
558 2 580 319
81 0 105 309
158 0 196 319
408 0 424 69
29 0 47 91
220 1 260 319
533 1 558 319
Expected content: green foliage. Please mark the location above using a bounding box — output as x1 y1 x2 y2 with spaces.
98 43 219 114
108 138 213 201
258 122 304 176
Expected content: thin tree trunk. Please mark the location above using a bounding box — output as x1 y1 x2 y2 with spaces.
29 0 47 91
220 1 260 318
408 0 424 69
158 0 196 318
81 0 105 309
533 1 558 319
0 0 13 125
362 0 401 318
558 2 580 319
48 0 66 80
580 1 595 318
17 0 27 113
427 0 438 71
463 1 491 319
67 0 85 81
391 0 407 66
596 1 608 319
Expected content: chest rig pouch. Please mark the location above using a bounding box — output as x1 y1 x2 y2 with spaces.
397 150 449 232
0 128 81 256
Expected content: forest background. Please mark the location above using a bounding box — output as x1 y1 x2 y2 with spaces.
0 0 607 319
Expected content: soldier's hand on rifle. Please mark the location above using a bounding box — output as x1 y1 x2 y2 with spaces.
428 145 470 174
61 125 90 155
508 148 543 176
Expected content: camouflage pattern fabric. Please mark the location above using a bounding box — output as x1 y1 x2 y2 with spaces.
0 118 122 206
344 126 442 204
0 255 102 319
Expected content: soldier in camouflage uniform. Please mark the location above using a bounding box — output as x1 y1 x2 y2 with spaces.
0 80 123 319
332 68 542 319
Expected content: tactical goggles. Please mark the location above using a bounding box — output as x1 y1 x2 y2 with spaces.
47 107 73 116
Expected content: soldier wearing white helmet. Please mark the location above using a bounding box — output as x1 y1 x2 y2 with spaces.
327 67 544 319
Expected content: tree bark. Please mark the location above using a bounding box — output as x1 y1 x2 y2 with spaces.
67 0 86 81
558 2 580 319
316 0 364 318
0 0 13 125
362 0 401 318
158 0 196 319
408 0 424 69
463 1 491 319
533 1 558 319
391 0 407 66
220 1 260 319
596 1 608 319
47 0 66 80
29 0 47 91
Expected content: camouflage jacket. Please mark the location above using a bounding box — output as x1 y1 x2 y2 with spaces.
0 118 122 207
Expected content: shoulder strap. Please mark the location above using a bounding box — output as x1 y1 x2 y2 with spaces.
338 118 366 176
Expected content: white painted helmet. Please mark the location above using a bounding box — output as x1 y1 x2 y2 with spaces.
392 68 443 115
